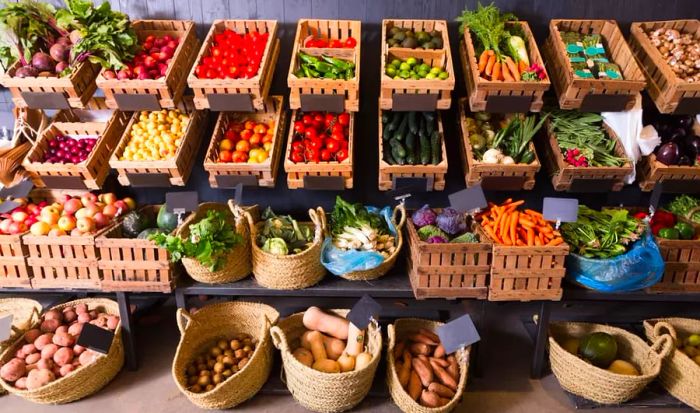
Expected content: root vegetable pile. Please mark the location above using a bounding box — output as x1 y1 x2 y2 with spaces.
0 304 119 390
646 28 700 82
183 334 256 393
393 328 460 408
479 199 564 247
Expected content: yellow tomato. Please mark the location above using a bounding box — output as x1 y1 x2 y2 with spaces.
263 142 273 152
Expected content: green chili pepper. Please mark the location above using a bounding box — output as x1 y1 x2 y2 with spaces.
321 55 353 71
314 61 334 73
658 228 680 240
298 52 320 65
674 222 695 240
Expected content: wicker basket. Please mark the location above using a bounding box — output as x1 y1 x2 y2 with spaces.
0 298 41 357
172 301 280 409
0 298 124 404
386 318 469 413
270 309 382 413
644 318 700 410
239 200 326 290
549 322 673 404
338 203 406 281
176 203 252 284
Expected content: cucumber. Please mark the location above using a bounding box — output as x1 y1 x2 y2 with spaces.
385 111 402 133
419 130 431 165
417 116 427 139
390 138 407 159
394 114 409 141
392 146 406 165
405 131 417 165
383 143 396 165
382 120 395 140
423 112 435 135
408 111 418 135
430 130 441 165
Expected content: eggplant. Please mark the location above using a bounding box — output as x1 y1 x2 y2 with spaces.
679 155 693 166
656 142 680 165
678 115 694 130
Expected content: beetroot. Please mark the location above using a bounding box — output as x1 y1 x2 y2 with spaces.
55 61 68 74
15 66 39 78
50 43 70 63
31 52 54 72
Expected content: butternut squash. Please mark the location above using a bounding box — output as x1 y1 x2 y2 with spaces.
322 335 345 361
307 331 327 361
300 330 313 350
344 322 365 356
302 307 349 340
293 348 313 367
337 352 355 372
312 359 341 373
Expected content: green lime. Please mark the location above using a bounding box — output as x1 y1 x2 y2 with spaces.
418 70 429 78
687 334 700 347
430 67 442 74
410 74 420 80
393 75 402 80
419 63 431 72
391 59 401 67
406 57 418 66
386 67 396 77
425 72 437 80
438 71 449 80
399 70 410 79
399 62 411 71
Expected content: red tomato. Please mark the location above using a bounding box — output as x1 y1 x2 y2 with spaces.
305 147 320 163
292 141 305 153
304 128 318 140
293 121 305 134
331 131 345 142
336 149 349 162
344 37 357 48
306 138 321 150
329 39 343 48
338 113 350 126
211 46 223 58
239 129 253 141
320 149 332 161
326 140 340 153
314 113 324 124
219 150 232 162
290 151 304 163
331 123 344 136
302 115 313 126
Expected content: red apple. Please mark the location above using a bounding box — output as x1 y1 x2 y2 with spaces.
11 210 28 223
112 201 128 216
63 198 83 216
70 228 83 237
59 194 72 204
0 219 12 234
48 228 67 237
99 193 117 205
76 217 95 233
80 193 97 206
93 212 110 229
40 206 61 225
102 205 118 217
8 221 26 235
57 216 76 232
25 204 40 216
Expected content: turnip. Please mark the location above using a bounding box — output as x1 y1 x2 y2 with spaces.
31 52 55 72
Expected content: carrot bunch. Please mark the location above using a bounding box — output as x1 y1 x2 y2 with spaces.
477 50 528 82
479 199 565 247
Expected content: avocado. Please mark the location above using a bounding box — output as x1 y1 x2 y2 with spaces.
156 204 179 232
137 228 164 240
389 26 401 36
387 38 398 47
431 37 443 48
122 211 152 238
401 37 418 49
422 42 434 50
404 30 414 38
579 332 618 368
392 32 405 42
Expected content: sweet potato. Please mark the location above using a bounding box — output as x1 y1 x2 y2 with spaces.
409 342 431 356
52 332 75 347
40 319 60 333
53 347 74 367
419 328 440 343
0 358 26 382
430 359 457 391
312 359 341 373
41 344 59 360
408 371 422 401
430 357 449 368
68 323 83 337
428 382 455 399
409 333 438 346
26 368 55 390
433 344 446 358
447 355 459 380
43 309 63 323
24 329 41 343
398 356 411 388
420 390 443 408
33 333 54 351
292 348 313 367
412 357 433 387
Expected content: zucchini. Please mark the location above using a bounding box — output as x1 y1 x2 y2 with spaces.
385 111 402 133
419 130 431 165
390 138 407 159
382 120 395 140
405 131 417 165
417 116 427 139
423 113 435 135
394 114 409 141
408 111 418 135
430 130 441 165
392 146 406 165
383 143 396 165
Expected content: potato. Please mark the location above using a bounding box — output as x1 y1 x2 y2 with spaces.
37 358 54 370
24 329 41 343
14 377 27 390
53 347 74 366
88 310 98 320
34 333 54 350
222 369 233 378
79 350 99 366
25 353 41 365
52 333 75 347
40 319 60 333
213 362 225 373
73 345 86 355
63 310 77 323
62 306 75 314
106 315 120 330
234 349 245 359
77 312 91 324
293 348 314 367
205 384 214 392
210 347 222 357
0 358 26 382
43 309 63 323
222 355 235 366
75 304 88 314
89 318 106 328
230 340 241 350
197 375 211 386
189 384 202 393
55 325 69 335
238 358 249 369
212 373 223 385
25 363 37 373
59 364 75 377
68 323 83 337
21 343 37 355
14 348 26 360
26 368 55 390
41 344 59 360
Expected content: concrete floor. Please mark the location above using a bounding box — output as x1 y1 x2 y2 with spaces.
1 300 693 413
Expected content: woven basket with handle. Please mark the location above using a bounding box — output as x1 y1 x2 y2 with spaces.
270 309 382 413
0 298 41 396
239 200 326 290
177 202 254 284
386 318 469 413
172 301 279 409
337 203 406 281
644 317 700 410
549 321 673 404
0 298 124 404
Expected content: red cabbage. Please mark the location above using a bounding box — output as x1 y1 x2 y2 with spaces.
412 204 437 228
436 208 467 235
427 236 448 243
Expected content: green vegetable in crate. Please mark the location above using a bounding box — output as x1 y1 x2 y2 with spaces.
658 227 680 240
150 210 242 271
121 210 152 238
665 195 700 225
157 204 179 232
466 112 546 165
330 196 396 257
386 26 443 50
560 206 645 259
417 225 448 241
382 111 442 166
137 228 164 239
256 207 314 255
294 52 355 80
384 57 448 80
450 232 479 243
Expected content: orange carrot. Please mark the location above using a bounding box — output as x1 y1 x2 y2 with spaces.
502 63 514 81
547 237 564 247
503 198 513 205
534 235 543 246
499 212 510 237
519 217 536 228
485 54 496 76
502 233 512 245
492 61 502 81
478 50 490 73
527 228 535 246
504 56 520 81
518 59 528 73
510 211 519 245
483 225 500 243
525 209 542 218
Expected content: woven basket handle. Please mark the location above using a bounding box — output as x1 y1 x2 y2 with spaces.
308 207 327 241
176 308 194 335
685 206 700 221
392 203 407 231
653 321 678 343
650 333 674 360
269 326 289 352
387 323 396 349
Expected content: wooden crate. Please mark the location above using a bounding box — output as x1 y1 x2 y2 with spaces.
287 19 361 112
637 154 700 192
379 20 455 110
97 205 182 292
284 110 354 189
23 112 130 190
0 60 100 109
650 234 700 293
406 213 491 300
188 20 280 111
457 98 540 191
0 232 31 288
537 118 633 192
377 109 448 191
24 223 116 290
460 21 550 113
97 20 199 110
109 100 206 187
543 20 646 111
629 20 700 114
476 225 569 301
203 96 286 188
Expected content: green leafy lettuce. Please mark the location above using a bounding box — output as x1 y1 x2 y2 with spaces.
330 196 389 236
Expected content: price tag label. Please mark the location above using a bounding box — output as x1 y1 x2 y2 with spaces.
543 197 579 223
0 315 13 341
448 185 487 213
234 183 244 207
165 191 199 214
436 313 480 355
76 323 115 355
347 294 381 330
0 180 34 213
650 182 664 213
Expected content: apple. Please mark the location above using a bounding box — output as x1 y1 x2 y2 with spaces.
63 198 83 216
122 197 136 211
8 221 26 235
112 200 128 216
99 193 117 205
25 204 40 216
51 202 63 213
48 228 66 237
25 216 37 227
30 221 50 236
76 217 95 233
70 228 84 237
57 216 76 232
11 210 28 223
80 192 97 206
85 203 101 218
40 207 60 225
59 194 72 204
93 213 110 229
102 204 118 217
0 219 12 234
75 208 89 220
